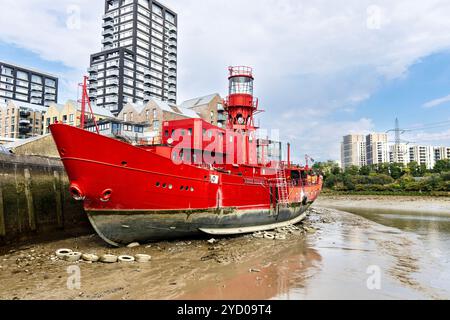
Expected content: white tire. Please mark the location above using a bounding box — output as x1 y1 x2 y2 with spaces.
100 254 118 263
82 254 99 262
118 255 135 263
135 254 152 263
264 233 275 240
65 252 82 262
56 249 73 259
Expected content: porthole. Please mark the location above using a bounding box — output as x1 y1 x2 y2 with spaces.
163 183 167 188
185 186 189 191
191 187 194 192
156 182 161 187
168 184 173 190
180 186 184 190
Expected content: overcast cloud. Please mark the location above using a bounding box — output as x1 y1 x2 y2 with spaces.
1 0 450 161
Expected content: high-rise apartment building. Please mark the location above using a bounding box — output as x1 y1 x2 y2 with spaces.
0 61 58 107
389 143 409 166
366 133 389 165
409 145 436 170
88 0 178 114
434 146 450 161
341 134 367 168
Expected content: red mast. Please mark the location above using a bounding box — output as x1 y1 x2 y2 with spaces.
79 76 100 134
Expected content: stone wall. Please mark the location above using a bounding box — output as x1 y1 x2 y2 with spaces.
0 154 91 246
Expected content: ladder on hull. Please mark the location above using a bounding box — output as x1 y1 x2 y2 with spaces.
275 165 289 205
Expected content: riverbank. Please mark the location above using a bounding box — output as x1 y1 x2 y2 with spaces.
1 204 448 300
316 194 450 215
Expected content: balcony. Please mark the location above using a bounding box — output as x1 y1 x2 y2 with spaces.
167 23 177 32
168 33 177 40
168 40 177 48
168 47 177 55
168 71 176 78
31 91 42 98
106 79 119 86
19 119 31 126
102 21 114 29
168 55 177 62
20 110 31 117
88 66 98 74
103 12 114 21
168 63 176 71
30 98 42 104
31 84 42 91
44 93 56 100
102 29 114 37
144 69 152 79
106 70 119 77
102 36 114 45
104 97 118 104
168 94 176 100
45 88 56 94
108 61 119 68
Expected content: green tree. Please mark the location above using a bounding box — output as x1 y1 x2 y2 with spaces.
389 163 405 180
434 160 450 173
345 165 360 175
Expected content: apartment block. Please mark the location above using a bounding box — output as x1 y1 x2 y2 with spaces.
0 61 58 107
88 0 177 114
409 145 436 170
434 146 450 161
340 134 367 169
43 100 115 134
366 133 389 165
389 143 409 166
0 99 46 139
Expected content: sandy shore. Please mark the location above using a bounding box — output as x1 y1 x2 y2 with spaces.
1 203 448 300
317 195 450 215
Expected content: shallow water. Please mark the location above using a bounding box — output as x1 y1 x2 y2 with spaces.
1 200 449 300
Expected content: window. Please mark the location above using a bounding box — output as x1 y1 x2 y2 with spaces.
52 116 58 124
69 114 74 123
123 113 127 121
153 120 159 130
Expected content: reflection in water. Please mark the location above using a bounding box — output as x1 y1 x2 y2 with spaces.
179 242 322 300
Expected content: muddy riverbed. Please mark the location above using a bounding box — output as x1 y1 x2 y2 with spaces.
0 196 449 300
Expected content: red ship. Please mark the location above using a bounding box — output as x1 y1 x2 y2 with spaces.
50 67 323 246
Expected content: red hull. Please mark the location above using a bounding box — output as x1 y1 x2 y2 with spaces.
50 124 323 244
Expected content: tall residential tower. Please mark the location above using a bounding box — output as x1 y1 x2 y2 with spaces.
341 134 367 169
88 0 178 114
0 61 58 107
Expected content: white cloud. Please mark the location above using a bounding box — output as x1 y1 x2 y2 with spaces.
423 94 450 108
2 0 450 158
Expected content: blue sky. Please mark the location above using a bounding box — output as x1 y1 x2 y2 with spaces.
1 0 450 162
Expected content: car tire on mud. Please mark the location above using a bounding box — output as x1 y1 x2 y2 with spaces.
118 255 135 263
82 254 100 262
100 254 118 263
56 249 73 259
65 252 82 262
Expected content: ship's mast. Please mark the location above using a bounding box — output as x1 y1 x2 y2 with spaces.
224 66 260 165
